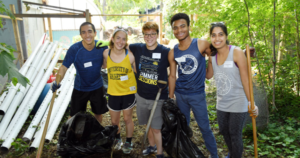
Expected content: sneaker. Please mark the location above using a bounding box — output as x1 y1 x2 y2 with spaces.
113 139 123 150
156 154 164 158
142 145 157 156
122 142 133 154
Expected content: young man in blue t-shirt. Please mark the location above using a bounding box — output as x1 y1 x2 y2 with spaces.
52 22 108 123
129 22 170 158
168 13 219 158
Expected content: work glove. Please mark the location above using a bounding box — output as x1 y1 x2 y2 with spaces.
96 40 109 49
248 101 259 118
51 81 61 93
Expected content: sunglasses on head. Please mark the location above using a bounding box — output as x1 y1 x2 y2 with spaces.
210 22 225 26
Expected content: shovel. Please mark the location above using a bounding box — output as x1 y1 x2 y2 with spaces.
246 45 258 158
141 80 167 154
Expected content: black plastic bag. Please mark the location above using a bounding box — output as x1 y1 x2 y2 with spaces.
162 99 205 158
57 112 118 157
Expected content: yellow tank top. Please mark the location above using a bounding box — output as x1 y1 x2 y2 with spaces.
107 49 137 96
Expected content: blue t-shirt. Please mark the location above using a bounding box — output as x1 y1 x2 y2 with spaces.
129 43 170 100
174 38 206 95
63 40 108 91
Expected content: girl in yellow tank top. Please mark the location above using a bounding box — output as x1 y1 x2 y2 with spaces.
102 28 137 154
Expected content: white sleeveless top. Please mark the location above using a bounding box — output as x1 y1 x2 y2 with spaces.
211 46 248 112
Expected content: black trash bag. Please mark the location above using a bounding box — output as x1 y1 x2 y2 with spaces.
162 99 192 137
57 112 118 157
162 99 205 158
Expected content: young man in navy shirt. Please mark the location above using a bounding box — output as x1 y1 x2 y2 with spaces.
52 22 108 123
168 13 219 158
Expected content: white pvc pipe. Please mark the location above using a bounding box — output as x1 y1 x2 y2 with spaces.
0 91 8 106
0 48 62 152
33 66 76 139
45 83 74 142
0 40 50 115
0 41 53 139
31 82 74 149
23 65 74 141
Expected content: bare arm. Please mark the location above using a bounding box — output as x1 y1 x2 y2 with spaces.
234 47 250 101
168 49 177 99
206 56 214 79
102 49 109 69
128 50 136 73
197 38 211 56
56 65 68 83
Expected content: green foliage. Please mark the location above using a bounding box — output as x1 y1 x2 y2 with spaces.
164 0 300 116
9 138 29 157
0 1 29 88
243 115 300 157
0 43 29 87
0 0 14 28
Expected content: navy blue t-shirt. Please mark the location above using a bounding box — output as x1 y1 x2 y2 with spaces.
63 40 108 91
129 43 170 100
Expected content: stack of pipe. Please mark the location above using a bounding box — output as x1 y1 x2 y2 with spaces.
0 36 68 152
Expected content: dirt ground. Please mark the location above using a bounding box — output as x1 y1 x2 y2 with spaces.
0 91 255 158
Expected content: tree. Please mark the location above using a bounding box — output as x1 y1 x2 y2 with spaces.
0 0 29 87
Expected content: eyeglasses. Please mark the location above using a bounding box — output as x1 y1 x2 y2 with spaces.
210 22 225 26
143 33 157 38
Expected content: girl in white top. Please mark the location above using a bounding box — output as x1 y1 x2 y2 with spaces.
206 22 258 158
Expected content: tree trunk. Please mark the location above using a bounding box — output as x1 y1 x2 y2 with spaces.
295 7 300 96
244 0 267 96
272 0 277 110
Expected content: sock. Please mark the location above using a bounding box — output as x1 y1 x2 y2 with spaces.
115 133 121 139
126 137 132 143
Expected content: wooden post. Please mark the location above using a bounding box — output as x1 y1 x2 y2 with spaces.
160 12 162 44
42 13 46 33
47 17 53 42
10 4 24 66
89 13 92 23
86 9 90 22
191 14 194 31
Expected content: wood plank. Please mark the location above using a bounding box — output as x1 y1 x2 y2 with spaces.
0 14 23 21
85 9 90 22
92 14 160 17
14 14 84 18
47 17 53 42
10 4 24 66
22 1 84 13
160 13 162 44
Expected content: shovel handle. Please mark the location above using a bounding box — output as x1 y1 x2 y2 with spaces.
36 75 61 158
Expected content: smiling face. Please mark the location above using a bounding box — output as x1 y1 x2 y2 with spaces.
172 19 190 41
111 30 127 50
143 29 158 49
210 27 228 49
80 24 96 46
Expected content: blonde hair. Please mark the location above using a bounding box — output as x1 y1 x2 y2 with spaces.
142 22 159 34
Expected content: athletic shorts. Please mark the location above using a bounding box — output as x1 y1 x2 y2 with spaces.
135 93 164 129
107 94 136 111
70 86 108 116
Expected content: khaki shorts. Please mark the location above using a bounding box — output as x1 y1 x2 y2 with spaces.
135 93 164 129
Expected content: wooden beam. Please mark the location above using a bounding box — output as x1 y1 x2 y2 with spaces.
22 1 84 13
47 17 53 42
85 9 90 22
42 13 46 33
14 14 84 18
10 4 24 66
160 12 162 44
92 14 161 17
0 14 23 21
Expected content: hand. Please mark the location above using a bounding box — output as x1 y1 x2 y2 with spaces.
51 81 61 93
248 101 259 118
96 40 109 48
